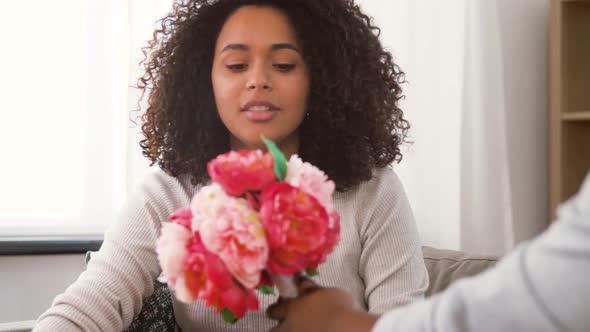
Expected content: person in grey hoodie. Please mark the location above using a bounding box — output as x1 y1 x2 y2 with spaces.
268 170 590 332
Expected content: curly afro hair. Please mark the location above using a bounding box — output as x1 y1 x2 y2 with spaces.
139 0 410 192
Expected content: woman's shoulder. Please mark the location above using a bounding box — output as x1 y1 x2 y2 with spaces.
139 169 195 191
354 166 405 197
335 166 407 208
371 165 402 184
130 169 198 214
336 166 416 242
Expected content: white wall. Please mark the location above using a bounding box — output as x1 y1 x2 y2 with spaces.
0 255 86 323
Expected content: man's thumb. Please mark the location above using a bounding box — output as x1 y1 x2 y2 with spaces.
296 273 320 295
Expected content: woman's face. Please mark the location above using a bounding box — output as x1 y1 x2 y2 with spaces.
211 5 310 155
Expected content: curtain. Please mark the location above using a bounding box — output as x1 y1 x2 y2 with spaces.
358 0 550 255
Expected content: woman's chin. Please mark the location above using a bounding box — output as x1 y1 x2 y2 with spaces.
231 134 270 151
230 128 296 154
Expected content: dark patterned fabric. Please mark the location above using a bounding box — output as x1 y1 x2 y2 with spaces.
124 280 176 332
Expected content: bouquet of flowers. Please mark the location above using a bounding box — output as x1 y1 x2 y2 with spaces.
156 138 340 323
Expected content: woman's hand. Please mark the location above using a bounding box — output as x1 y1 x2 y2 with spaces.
267 275 379 332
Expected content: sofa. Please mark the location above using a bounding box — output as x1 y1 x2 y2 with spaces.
422 246 498 297
0 247 498 332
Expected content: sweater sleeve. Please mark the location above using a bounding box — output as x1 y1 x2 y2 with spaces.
33 172 176 332
358 168 428 313
372 172 590 332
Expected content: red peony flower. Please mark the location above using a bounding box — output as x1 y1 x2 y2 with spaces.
199 243 259 318
169 207 193 230
305 211 341 268
207 150 276 197
259 182 333 275
169 233 210 303
158 227 259 319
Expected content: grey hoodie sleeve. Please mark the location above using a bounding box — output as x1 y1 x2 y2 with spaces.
373 171 590 332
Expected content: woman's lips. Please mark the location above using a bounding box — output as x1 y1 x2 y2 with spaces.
244 110 277 121
241 101 280 122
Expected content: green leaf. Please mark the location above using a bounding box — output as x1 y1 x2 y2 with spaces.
221 308 238 324
258 285 276 295
262 136 287 181
306 268 319 277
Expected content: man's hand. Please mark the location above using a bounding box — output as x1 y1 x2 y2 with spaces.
267 275 379 332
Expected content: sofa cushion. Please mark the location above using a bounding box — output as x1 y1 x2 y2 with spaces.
422 246 499 297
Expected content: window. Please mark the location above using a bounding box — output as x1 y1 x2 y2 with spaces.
0 0 160 237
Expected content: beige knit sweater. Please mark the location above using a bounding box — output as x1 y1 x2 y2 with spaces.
34 167 428 332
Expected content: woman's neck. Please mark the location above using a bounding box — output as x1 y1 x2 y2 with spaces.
230 134 299 159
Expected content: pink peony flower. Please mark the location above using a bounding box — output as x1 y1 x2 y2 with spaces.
197 193 269 288
190 183 232 230
156 221 192 288
259 182 334 275
158 231 259 318
285 155 336 213
169 207 193 230
207 150 276 196
157 223 212 303
175 238 209 303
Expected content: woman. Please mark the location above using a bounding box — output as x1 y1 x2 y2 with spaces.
35 0 427 331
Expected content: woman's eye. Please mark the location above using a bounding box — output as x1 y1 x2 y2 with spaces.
226 64 247 71
273 63 296 72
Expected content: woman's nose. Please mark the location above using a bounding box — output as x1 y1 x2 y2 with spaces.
246 64 272 91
